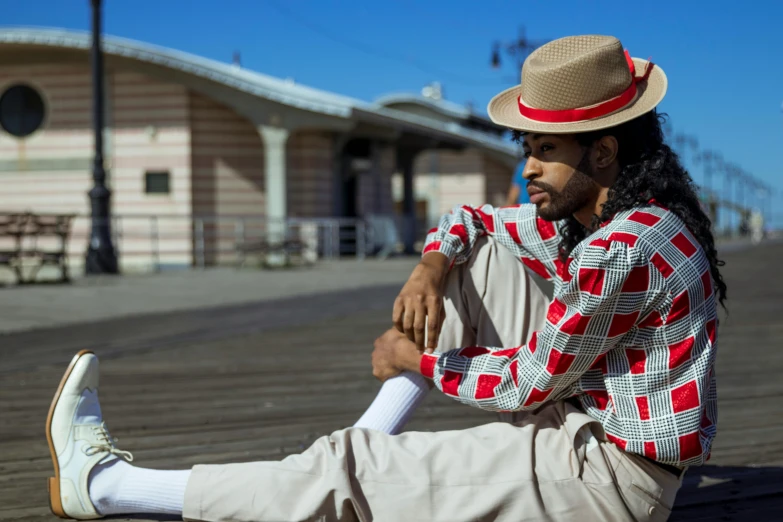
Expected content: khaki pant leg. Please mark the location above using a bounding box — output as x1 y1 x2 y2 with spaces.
436 236 549 422
184 402 681 522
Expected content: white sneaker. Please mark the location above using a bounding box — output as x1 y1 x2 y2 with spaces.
46 351 133 519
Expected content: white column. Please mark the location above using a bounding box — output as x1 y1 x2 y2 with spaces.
259 125 290 265
259 125 290 223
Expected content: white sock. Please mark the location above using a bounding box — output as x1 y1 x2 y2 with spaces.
353 371 430 434
88 459 190 516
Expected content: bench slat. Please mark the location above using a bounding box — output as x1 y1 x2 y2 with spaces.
0 212 74 283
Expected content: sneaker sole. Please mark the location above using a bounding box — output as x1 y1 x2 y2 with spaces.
46 350 94 519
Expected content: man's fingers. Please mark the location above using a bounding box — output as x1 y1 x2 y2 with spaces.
402 304 416 342
413 306 426 351
438 303 447 338
426 297 442 350
396 293 441 352
392 297 404 333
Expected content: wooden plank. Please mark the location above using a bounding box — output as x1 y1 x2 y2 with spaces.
1 243 782 520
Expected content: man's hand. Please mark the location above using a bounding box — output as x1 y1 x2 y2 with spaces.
393 252 450 353
372 328 423 382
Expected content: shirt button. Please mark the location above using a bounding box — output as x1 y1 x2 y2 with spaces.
649 506 656 515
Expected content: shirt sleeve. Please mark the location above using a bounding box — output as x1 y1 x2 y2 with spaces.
419 237 668 412
422 203 561 281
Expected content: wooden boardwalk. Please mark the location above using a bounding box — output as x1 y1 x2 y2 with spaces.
1 243 782 521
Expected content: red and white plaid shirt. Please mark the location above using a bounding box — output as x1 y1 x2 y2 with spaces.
420 202 718 466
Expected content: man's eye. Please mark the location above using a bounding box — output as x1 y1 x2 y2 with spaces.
540 144 554 152
523 150 531 159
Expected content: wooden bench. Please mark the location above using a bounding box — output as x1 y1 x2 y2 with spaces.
235 222 320 268
235 238 311 268
0 212 75 283
0 213 30 282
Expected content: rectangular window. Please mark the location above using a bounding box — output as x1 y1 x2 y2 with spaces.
145 171 170 194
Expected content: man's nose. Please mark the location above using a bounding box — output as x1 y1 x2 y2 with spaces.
523 157 542 181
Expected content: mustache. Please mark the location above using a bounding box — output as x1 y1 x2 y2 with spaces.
527 181 557 195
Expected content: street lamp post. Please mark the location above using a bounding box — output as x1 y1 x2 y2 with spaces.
490 26 547 82
723 164 733 232
701 151 713 195
85 0 118 274
699 151 716 224
766 187 774 227
738 172 746 211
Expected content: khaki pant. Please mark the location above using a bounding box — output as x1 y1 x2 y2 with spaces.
183 238 682 522
434 236 549 423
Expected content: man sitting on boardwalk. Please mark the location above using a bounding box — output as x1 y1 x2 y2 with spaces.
46 35 725 522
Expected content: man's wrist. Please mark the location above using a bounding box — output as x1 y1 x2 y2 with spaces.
420 252 450 284
397 343 425 375
421 251 449 270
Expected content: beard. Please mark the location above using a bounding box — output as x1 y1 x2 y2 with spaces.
530 151 597 222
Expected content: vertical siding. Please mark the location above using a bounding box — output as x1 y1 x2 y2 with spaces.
398 148 486 228
483 155 514 208
355 143 394 218
0 60 516 276
433 149 486 218
0 65 194 273
189 92 264 264
0 64 95 278
392 149 512 231
0 64 94 213
111 71 191 267
286 131 332 217
376 144 395 215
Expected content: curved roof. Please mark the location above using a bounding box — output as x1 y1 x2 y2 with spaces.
376 93 473 121
0 27 517 157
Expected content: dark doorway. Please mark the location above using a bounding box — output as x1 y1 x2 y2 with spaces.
338 139 372 256
341 171 358 218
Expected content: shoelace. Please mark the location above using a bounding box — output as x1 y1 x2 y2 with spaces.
84 421 134 462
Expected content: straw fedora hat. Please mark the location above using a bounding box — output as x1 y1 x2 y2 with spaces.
488 35 667 134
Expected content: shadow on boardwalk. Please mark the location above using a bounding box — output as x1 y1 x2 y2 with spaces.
1 242 782 521
672 465 783 520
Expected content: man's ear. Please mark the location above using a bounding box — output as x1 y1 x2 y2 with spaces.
594 135 619 169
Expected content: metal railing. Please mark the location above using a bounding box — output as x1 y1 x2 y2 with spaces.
37 214 399 274
190 216 373 269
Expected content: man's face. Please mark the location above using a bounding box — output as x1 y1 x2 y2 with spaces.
520 134 599 221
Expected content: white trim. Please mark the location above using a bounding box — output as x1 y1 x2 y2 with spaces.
0 27 355 117
0 27 518 158
375 94 472 120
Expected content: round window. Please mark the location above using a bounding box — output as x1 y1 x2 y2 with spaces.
0 84 46 138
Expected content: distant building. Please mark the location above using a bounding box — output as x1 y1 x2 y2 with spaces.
378 92 515 230
0 28 518 271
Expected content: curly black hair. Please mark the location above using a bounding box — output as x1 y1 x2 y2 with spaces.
514 110 727 308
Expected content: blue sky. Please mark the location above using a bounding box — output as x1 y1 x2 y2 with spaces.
4 0 783 225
